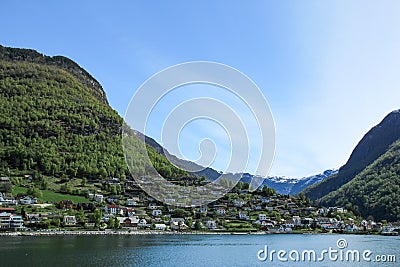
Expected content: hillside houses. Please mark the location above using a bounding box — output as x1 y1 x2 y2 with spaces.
63 215 77 226
0 173 391 235
19 196 38 205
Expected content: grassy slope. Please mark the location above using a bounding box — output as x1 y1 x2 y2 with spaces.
12 186 89 203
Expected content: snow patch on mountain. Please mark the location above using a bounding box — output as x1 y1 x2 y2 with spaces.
240 169 338 195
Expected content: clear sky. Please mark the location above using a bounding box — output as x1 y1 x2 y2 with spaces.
1 1 400 177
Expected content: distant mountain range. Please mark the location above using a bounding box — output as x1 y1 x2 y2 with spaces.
137 128 338 195
141 129 338 194
239 169 338 195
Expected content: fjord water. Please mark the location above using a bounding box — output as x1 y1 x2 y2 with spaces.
0 234 398 266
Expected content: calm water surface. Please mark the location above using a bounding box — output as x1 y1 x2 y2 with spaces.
0 234 398 266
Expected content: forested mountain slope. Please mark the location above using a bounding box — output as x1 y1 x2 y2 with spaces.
319 139 400 222
0 46 187 180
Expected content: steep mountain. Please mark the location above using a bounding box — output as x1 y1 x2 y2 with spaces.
0 45 188 180
319 139 400 222
303 110 400 200
239 169 337 195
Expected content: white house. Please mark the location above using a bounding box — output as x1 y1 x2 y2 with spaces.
261 220 275 228
152 209 162 216
154 223 166 230
10 214 24 229
216 207 226 215
206 220 217 229
336 208 344 213
0 213 24 230
259 214 267 221
292 216 301 226
0 177 10 183
238 211 249 220
126 198 139 206
138 219 148 228
94 194 104 202
0 197 17 206
260 197 270 203
105 205 121 215
233 199 245 207
149 203 158 210
19 196 38 205
63 215 77 226
170 218 187 231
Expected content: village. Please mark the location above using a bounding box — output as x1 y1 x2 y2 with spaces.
0 176 399 236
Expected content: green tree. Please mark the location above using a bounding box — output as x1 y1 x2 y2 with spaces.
108 217 115 229
115 218 120 229
172 208 189 218
52 218 61 227
194 220 202 230
93 209 102 226
27 186 42 198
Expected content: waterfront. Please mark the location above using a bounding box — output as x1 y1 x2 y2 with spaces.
0 234 398 266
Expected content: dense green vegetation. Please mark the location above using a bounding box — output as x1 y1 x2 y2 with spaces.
0 46 190 183
0 60 128 179
319 140 400 222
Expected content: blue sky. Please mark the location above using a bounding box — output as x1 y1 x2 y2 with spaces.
1 1 400 177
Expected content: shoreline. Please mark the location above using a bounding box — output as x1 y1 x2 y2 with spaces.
0 230 386 237
0 230 264 236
